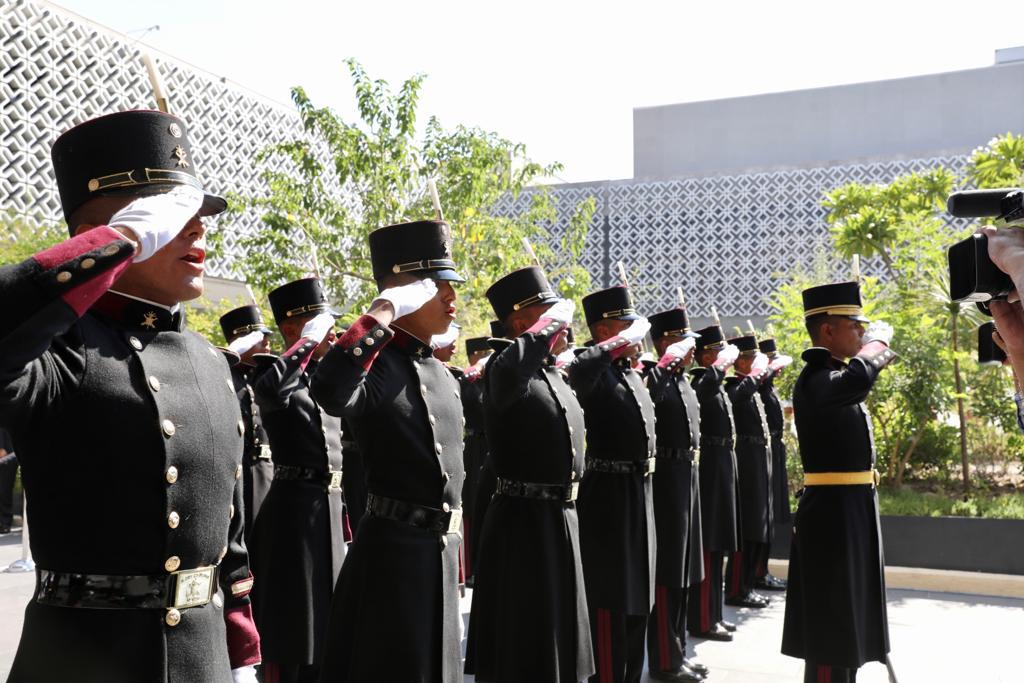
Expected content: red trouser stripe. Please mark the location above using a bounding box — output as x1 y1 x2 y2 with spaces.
729 550 743 597
263 663 278 683
656 585 670 670
598 608 613 683
700 553 711 632
817 664 832 683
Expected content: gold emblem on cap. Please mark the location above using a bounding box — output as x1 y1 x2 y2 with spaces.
173 145 190 169
141 311 158 329
168 123 182 138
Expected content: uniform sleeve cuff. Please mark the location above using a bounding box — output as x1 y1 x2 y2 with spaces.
596 335 633 360
856 341 897 369
33 227 136 317
282 336 320 373
225 604 261 668
335 314 394 370
656 352 684 371
524 317 567 353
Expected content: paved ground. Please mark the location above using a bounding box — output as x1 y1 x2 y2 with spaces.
2 526 1020 682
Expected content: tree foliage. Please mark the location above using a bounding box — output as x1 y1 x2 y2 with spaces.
223 59 596 351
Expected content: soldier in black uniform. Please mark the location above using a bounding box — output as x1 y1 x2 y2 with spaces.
570 285 656 683
312 220 466 683
781 282 896 683
460 334 492 584
2 110 260 682
219 305 275 544
686 324 740 642
465 266 594 682
722 335 772 610
643 308 707 683
755 337 791 591
469 319 506 575
250 278 345 683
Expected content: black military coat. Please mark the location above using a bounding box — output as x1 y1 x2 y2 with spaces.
465 324 594 682
725 374 773 543
339 417 367 532
1 228 259 682
690 366 740 553
251 344 346 667
230 362 274 543
646 360 704 589
312 318 465 683
782 345 896 667
457 369 487 577
759 373 792 522
570 343 656 615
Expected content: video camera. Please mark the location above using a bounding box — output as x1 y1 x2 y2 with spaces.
947 189 1024 312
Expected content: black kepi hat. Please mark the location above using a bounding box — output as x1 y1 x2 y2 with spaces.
801 281 870 322
486 266 560 321
727 335 758 356
694 325 725 351
758 338 778 357
978 322 1007 365
369 220 464 282
51 110 226 223
649 307 700 340
268 278 339 325
581 286 641 326
489 320 507 339
220 305 272 343
466 337 491 357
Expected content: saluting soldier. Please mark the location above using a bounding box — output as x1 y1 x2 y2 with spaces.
465 267 594 682
755 337 791 591
460 334 492 584
570 285 656 683
250 277 344 683
686 325 740 642
311 220 466 683
2 111 260 681
644 308 708 683
219 305 275 543
781 282 896 683
469 318 506 574
722 335 772 610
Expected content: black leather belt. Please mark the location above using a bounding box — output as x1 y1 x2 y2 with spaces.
586 456 656 476
736 434 768 446
700 434 734 448
495 477 578 502
274 464 343 492
366 492 462 536
655 447 699 461
36 566 218 610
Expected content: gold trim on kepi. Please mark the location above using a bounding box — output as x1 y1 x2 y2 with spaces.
512 290 556 311
803 304 866 319
601 307 636 319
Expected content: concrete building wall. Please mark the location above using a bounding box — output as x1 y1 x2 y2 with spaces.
634 61 1024 180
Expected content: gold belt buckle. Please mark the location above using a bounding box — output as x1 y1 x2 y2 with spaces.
643 457 657 476
327 470 343 492
446 508 463 534
258 445 272 460
567 481 580 502
170 566 216 609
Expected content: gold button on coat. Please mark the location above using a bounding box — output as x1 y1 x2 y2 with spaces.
165 608 181 627
102 244 119 256
237 420 244 436
165 466 178 484
130 337 143 350
235 464 242 480
80 257 96 270
167 511 180 529
161 419 176 437
164 556 181 572
434 442 443 454
428 415 436 425
149 376 161 392
56 271 72 283
442 502 450 512
229 504 235 519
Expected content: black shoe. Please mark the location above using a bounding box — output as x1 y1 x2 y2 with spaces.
750 590 771 605
649 668 704 682
0 523 11 534
755 574 788 591
690 624 733 642
718 619 736 632
725 592 769 608
684 658 710 676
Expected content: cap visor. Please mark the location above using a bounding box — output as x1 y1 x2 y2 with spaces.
200 192 228 217
260 327 273 335
428 268 466 283
850 314 871 323
684 331 701 339
611 312 642 322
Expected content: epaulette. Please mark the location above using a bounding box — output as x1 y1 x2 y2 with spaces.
487 337 514 352
217 346 241 368
801 347 832 365
250 352 280 374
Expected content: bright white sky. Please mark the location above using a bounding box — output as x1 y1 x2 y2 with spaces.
56 0 1022 183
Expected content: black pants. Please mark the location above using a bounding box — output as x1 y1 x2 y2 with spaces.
725 540 769 599
647 585 690 674
804 662 858 682
260 662 319 683
589 608 646 683
687 551 723 635
0 453 18 527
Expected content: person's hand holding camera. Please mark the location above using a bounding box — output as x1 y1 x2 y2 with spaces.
982 227 1024 362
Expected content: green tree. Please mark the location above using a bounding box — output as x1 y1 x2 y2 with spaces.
223 60 596 350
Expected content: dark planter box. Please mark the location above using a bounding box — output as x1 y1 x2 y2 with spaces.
770 515 1024 576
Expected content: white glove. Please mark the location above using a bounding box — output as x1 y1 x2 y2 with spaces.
373 279 438 320
231 666 258 683
750 352 770 377
108 185 204 263
300 311 335 342
768 354 794 373
714 343 740 369
430 322 461 350
864 320 894 346
665 338 696 359
543 299 576 325
228 330 265 356
619 317 652 345
555 348 576 366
